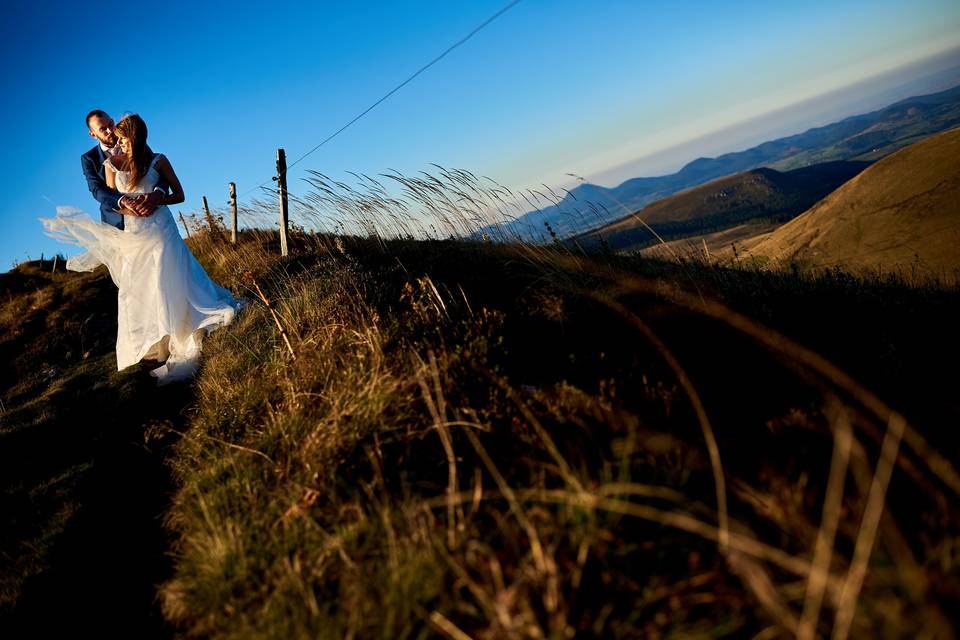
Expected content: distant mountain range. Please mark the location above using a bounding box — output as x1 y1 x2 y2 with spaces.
572 160 871 252
484 83 960 241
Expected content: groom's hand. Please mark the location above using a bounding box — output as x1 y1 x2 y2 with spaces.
139 191 164 216
125 194 153 217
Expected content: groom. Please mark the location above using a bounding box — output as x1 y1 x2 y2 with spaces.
82 109 167 230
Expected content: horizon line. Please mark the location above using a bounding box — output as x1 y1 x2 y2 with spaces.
574 40 960 191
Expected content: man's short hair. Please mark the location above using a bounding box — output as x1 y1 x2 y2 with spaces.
86 109 109 129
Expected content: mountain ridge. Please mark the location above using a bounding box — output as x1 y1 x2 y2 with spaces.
487 83 960 240
570 160 871 252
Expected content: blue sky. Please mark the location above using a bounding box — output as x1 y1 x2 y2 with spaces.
2 0 959 270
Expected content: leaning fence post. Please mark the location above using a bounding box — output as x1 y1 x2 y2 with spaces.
276 149 289 257
179 211 191 238
229 182 238 244
51 255 58 273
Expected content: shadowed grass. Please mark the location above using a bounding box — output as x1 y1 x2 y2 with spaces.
152 168 959 637
0 258 215 635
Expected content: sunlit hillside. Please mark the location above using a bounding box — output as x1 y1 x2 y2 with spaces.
740 127 960 283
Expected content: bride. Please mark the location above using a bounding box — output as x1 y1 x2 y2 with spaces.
40 113 246 386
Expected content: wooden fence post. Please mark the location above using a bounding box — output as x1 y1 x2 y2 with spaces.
202 195 211 223
51 255 58 273
276 149 289 257
179 211 191 238
229 182 238 244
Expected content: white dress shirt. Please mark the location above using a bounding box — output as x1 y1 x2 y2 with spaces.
99 140 121 156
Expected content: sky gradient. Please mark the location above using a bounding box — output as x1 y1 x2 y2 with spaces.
2 0 959 270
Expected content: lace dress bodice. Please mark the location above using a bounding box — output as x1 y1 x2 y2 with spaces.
107 154 162 194
107 154 173 233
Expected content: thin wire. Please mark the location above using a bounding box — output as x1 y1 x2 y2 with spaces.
239 0 524 199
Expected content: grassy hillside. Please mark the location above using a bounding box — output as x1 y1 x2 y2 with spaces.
574 161 870 252
741 127 960 283
164 231 960 639
4 199 960 637
636 221 782 262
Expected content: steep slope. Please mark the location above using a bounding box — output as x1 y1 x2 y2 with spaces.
741 127 960 282
0 259 190 633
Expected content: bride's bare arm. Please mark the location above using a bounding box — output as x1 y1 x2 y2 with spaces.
154 154 185 206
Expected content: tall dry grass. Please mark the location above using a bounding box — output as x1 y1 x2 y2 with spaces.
153 166 959 638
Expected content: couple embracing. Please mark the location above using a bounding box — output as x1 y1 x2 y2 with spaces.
40 111 247 386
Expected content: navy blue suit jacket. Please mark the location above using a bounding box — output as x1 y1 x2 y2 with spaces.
81 144 169 231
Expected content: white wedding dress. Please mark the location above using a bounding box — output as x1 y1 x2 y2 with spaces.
39 154 246 385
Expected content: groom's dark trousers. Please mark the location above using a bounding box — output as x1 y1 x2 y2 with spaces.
82 145 169 231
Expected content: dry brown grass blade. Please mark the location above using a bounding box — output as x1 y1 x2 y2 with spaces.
423 507 514 631
242 270 297 360
726 549 798 634
364 445 400 575
831 412 906 640
412 350 461 548
846 436 948 627
584 290 729 553
594 482 697 505
531 490 827 584
457 437 564 634
150 422 277 468
418 607 475 640
463 428 548 575
751 626 784 640
421 482 698 516
422 484 827 586
797 398 853 640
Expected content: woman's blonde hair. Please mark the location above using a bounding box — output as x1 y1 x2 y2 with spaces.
114 114 151 189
